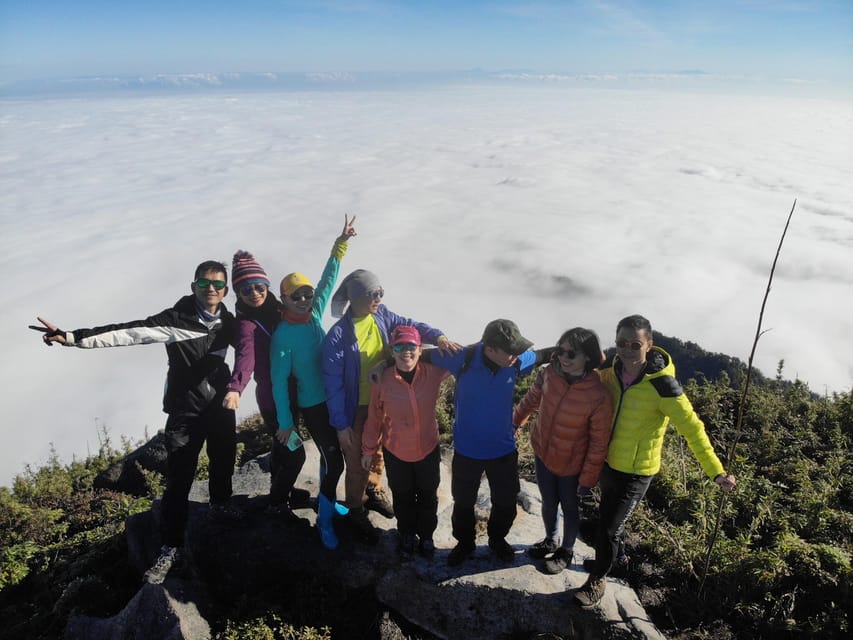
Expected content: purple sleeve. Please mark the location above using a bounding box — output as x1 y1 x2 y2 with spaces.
227 318 257 394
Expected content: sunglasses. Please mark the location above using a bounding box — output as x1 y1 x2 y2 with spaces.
556 347 579 359
239 283 267 296
196 278 227 291
616 339 644 351
392 343 418 353
365 288 384 301
289 291 314 302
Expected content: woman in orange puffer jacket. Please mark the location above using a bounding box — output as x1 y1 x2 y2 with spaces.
513 327 612 574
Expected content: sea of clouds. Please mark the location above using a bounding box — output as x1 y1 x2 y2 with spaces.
1 84 851 485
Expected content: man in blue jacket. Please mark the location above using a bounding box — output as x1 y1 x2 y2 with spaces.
430 319 552 565
322 269 461 542
34 260 242 584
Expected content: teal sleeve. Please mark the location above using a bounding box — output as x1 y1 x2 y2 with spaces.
313 252 342 317
270 328 295 430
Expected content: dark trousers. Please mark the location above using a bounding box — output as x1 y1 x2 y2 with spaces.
262 409 307 506
384 445 440 540
451 449 520 545
160 402 236 547
300 402 344 502
535 455 580 550
593 463 653 577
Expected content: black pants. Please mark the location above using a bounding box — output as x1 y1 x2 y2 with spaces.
384 445 440 540
262 409 307 506
160 402 236 547
451 449 520 546
300 402 345 502
593 463 654 577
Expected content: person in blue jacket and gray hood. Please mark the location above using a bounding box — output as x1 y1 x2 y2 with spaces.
322 269 461 542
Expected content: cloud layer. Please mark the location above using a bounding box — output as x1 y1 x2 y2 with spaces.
1 85 851 485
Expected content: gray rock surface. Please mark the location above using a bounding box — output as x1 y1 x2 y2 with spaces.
85 441 665 640
64 582 210 640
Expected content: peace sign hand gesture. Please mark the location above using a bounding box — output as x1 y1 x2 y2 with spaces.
30 317 67 346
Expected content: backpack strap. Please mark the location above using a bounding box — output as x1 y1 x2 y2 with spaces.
457 345 477 378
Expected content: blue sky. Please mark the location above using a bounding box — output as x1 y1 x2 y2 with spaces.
1 1 852 84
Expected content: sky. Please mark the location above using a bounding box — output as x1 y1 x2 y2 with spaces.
1 1 852 86
1 1 852 485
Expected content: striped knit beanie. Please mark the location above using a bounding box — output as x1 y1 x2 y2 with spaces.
231 250 271 290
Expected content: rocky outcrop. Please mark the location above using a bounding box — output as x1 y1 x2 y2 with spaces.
75 443 665 640
64 582 211 640
93 432 168 496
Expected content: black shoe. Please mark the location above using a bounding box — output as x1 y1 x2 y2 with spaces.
544 547 572 574
208 501 246 522
447 541 475 566
488 537 515 562
143 546 185 584
528 537 558 559
418 538 435 558
289 487 312 508
399 533 417 557
365 487 395 519
265 503 304 525
349 508 379 545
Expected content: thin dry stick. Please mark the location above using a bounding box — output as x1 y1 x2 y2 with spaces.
697 199 797 598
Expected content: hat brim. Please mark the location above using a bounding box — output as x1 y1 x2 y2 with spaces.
505 337 534 356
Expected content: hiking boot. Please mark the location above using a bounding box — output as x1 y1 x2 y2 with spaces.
488 537 515 562
143 546 185 584
365 486 394 519
208 501 246 522
574 575 606 607
418 538 435 558
289 487 312 509
447 541 475 566
349 507 379 545
399 533 417 558
544 547 572 574
528 537 559 559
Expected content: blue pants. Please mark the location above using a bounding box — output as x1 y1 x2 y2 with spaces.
534 456 579 551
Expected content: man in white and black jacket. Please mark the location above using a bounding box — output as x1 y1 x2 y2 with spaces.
34 260 242 584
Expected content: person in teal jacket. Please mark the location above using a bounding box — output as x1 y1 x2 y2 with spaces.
270 215 356 549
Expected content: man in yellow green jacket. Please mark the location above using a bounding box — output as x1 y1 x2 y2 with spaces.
574 314 737 607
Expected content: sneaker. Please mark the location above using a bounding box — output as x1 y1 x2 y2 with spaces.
488 537 515 562
289 487 312 508
544 547 572 574
528 537 559 559
349 508 379 545
418 538 435 558
209 501 246 522
365 486 395 519
574 575 606 607
447 541 475 566
399 533 417 557
143 546 184 584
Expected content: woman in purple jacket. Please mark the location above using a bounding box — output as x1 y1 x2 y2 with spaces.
223 250 309 516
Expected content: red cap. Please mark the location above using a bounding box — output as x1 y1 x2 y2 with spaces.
391 325 421 346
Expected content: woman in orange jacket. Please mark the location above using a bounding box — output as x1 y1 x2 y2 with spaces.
513 327 612 573
361 325 451 558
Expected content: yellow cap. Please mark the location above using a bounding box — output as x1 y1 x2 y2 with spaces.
280 272 314 296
